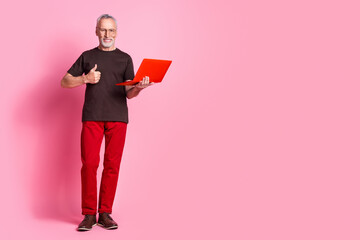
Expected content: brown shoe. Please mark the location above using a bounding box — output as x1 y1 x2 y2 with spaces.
97 212 118 230
77 215 97 231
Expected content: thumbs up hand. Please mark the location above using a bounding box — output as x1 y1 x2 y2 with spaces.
84 64 101 84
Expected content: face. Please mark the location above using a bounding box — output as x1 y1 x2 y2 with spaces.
96 18 117 49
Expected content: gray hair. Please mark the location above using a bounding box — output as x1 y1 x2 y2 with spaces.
96 14 118 29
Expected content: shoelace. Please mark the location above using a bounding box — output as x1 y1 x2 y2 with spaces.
102 213 114 221
82 215 95 222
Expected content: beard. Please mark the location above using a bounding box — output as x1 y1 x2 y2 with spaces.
100 38 115 48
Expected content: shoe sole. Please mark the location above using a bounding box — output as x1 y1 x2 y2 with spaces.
97 223 118 230
77 223 97 231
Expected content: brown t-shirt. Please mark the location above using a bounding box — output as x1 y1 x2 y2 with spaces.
68 47 134 123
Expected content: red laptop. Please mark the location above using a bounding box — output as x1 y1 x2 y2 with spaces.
116 58 172 86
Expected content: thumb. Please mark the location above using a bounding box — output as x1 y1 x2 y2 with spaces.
92 64 97 71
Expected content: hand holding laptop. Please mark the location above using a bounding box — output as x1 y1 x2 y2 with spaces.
125 76 154 93
134 76 155 89
117 59 172 86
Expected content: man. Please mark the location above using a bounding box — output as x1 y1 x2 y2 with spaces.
61 14 153 231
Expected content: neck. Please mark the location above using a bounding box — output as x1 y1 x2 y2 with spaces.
98 45 116 51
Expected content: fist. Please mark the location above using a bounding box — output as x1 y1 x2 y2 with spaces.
84 64 101 84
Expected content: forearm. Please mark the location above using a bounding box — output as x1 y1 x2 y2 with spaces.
61 74 87 88
126 86 143 99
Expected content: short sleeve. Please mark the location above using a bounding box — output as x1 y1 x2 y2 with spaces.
67 54 84 77
124 57 135 80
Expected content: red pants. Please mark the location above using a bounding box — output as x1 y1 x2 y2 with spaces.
81 121 127 215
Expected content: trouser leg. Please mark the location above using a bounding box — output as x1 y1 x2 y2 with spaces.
98 121 127 214
81 121 104 215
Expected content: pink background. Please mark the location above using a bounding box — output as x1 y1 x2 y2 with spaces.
1 0 359 239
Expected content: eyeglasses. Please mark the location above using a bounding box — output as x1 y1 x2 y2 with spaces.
97 28 116 34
